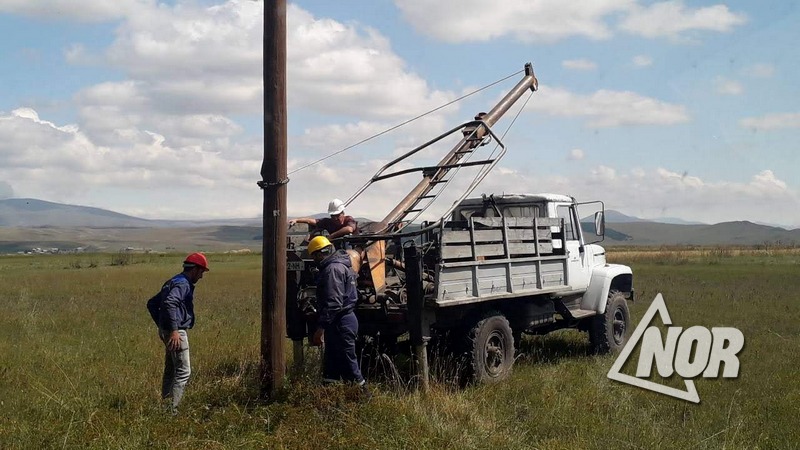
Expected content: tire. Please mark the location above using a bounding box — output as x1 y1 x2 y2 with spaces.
464 312 515 384
589 290 630 355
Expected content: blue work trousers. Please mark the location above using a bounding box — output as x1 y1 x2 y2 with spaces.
322 312 364 384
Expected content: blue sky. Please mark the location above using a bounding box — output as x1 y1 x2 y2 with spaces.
0 0 798 227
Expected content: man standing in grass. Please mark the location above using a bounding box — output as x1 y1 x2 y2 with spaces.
147 252 210 415
306 236 368 399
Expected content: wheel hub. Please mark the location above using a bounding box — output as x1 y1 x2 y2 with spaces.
485 331 506 376
613 307 626 345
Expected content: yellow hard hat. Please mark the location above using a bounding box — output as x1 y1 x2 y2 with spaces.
307 236 333 255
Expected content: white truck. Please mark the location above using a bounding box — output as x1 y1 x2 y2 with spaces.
395 192 634 382
285 63 633 384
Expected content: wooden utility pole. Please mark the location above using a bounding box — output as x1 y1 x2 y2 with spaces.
260 0 287 397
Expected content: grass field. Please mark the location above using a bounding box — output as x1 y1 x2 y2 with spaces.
1 249 798 449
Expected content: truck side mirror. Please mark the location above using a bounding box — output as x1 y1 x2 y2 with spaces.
594 211 605 236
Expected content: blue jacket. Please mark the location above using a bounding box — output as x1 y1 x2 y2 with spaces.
147 273 195 331
316 250 358 328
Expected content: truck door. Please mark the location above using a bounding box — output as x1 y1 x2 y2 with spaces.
556 204 591 290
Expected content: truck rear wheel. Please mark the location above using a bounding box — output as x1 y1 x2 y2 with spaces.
465 312 515 384
589 290 630 354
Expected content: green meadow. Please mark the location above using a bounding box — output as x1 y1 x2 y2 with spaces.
1 249 798 449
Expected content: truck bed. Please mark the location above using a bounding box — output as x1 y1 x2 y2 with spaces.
432 216 570 306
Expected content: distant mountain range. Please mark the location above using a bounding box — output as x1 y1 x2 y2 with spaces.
0 198 260 228
581 210 799 245
582 220 800 246
0 198 798 252
601 210 706 225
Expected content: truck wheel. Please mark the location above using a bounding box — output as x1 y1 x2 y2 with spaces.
589 290 630 354
465 312 515 384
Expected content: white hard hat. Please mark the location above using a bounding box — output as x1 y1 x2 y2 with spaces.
327 198 345 215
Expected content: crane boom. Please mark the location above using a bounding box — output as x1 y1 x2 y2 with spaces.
347 63 538 294
374 63 538 234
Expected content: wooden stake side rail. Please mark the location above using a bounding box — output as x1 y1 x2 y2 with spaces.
433 256 569 305
439 217 562 261
433 216 569 306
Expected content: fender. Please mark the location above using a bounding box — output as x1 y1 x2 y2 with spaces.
580 264 633 314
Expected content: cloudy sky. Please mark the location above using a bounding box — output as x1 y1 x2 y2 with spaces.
0 0 798 227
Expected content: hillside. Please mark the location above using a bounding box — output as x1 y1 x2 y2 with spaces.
586 210 706 225
0 198 259 228
0 226 264 254
1 198 799 252
0 198 154 227
603 221 800 246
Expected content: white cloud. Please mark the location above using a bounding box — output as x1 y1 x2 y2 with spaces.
101 1 264 116
632 55 653 67
562 59 597 71
0 1 465 218
740 113 800 131
288 160 413 219
714 77 743 95
394 0 744 44
289 166 800 226
0 105 264 219
619 1 747 40
71 1 457 131
394 0 634 43
64 44 91 65
742 63 775 78
287 6 456 120
75 79 245 148
63 1 457 123
0 180 14 199
591 165 617 183
0 108 256 193
568 149 585 161
655 168 704 189
526 86 689 127
0 0 784 226
293 113 450 161
750 169 787 193
0 0 151 22
475 166 800 226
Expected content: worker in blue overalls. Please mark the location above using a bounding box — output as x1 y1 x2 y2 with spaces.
307 236 368 395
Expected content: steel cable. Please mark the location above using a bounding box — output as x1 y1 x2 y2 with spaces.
287 69 525 175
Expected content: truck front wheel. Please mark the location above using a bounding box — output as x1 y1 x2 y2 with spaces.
589 290 630 354
465 312 515 384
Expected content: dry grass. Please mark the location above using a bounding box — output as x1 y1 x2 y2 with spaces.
1 250 799 449
608 245 800 265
